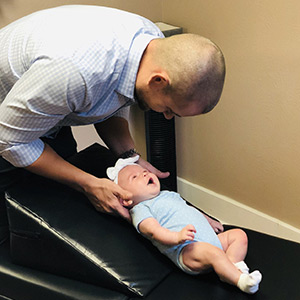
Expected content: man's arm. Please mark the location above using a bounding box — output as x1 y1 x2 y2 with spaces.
138 217 196 245
94 116 169 178
94 116 135 156
0 59 133 220
26 143 132 221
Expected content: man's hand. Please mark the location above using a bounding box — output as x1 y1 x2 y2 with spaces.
138 157 170 179
203 214 224 233
177 224 196 244
25 143 133 221
83 178 133 222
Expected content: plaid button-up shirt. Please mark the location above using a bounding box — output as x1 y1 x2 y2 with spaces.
0 5 163 167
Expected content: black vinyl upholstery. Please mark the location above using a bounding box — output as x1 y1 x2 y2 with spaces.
1 144 300 300
6 177 171 297
0 239 127 300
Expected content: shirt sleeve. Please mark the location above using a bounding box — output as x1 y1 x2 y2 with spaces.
113 106 130 120
0 57 86 167
130 203 154 233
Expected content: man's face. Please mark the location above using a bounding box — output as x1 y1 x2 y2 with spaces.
118 165 160 204
135 86 206 120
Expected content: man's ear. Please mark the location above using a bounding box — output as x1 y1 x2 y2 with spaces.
148 73 169 91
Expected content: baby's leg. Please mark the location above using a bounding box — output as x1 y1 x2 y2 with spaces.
181 242 262 294
218 228 248 263
218 229 250 273
182 242 242 285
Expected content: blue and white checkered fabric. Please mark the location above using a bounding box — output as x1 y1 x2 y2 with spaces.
0 5 163 167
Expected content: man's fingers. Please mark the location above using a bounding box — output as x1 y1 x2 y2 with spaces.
115 185 132 201
210 219 224 233
115 206 131 222
149 167 169 179
155 170 170 179
94 198 131 222
86 178 132 220
138 157 170 179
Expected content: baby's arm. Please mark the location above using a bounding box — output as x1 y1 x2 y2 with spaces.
138 218 196 245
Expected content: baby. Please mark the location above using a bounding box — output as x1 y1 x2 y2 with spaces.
107 156 262 294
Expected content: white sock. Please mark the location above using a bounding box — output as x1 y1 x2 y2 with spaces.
234 261 249 274
237 270 262 294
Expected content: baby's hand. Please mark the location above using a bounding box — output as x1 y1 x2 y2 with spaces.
177 224 196 244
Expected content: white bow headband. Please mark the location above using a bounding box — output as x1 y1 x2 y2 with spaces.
106 155 140 183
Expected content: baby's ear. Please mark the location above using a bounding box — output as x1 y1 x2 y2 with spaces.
120 199 133 207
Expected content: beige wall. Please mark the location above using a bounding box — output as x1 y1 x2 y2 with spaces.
1 1 299 229
0 0 162 28
162 0 300 228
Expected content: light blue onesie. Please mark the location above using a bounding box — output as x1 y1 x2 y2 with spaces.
130 191 223 274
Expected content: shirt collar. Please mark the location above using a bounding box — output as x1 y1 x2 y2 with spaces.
116 34 163 102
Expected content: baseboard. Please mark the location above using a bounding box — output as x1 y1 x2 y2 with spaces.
177 177 300 244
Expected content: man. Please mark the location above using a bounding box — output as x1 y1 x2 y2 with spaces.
0 5 225 239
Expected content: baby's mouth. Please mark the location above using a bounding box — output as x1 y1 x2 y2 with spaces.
147 178 154 185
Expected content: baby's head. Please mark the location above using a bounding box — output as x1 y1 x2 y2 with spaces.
107 156 160 207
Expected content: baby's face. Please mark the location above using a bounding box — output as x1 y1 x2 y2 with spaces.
118 165 160 204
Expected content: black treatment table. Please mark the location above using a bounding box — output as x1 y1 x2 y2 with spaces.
1 144 299 300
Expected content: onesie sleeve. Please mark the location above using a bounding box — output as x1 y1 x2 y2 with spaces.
130 203 154 233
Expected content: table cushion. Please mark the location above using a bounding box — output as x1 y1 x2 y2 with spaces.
6 144 172 298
